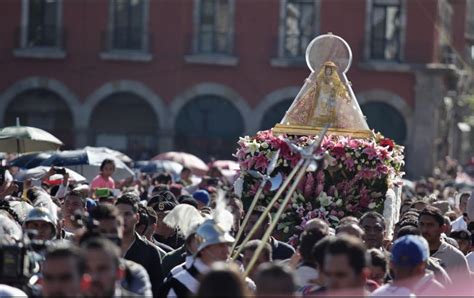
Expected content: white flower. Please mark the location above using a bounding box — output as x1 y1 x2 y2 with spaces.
335 199 343 207
368 202 377 209
318 192 333 207
283 226 290 234
261 142 269 149
248 140 260 155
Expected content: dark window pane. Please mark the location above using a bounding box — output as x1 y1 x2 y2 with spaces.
175 96 244 160
27 0 58 47
284 0 316 58
112 0 144 50
261 99 293 130
361 102 407 144
198 0 231 54
370 2 401 60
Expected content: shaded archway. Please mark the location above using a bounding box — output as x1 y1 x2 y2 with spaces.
5 89 74 148
174 95 244 160
361 102 407 144
260 99 293 130
89 92 159 160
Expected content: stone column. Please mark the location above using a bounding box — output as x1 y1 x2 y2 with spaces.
408 70 446 178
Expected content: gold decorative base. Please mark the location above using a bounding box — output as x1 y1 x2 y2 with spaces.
272 124 374 139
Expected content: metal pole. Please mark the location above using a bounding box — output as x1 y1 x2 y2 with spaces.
243 158 312 277
230 180 266 253
231 158 304 260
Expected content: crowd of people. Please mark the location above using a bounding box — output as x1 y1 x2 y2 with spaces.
0 156 473 297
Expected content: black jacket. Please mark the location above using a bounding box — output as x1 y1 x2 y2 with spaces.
124 233 164 298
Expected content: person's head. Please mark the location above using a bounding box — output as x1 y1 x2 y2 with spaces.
255 263 296 297
299 227 328 263
390 235 429 280
312 236 332 273
396 225 421 239
444 216 452 234
241 239 272 279
195 219 235 265
136 206 157 240
458 192 471 213
42 245 85 297
155 173 173 185
360 212 386 249
24 207 56 241
304 218 330 234
244 208 271 240
400 200 414 215
449 230 471 255
150 199 176 236
81 237 124 298
411 200 428 211
193 190 210 210
115 194 139 235
100 159 115 178
368 248 388 286
180 167 192 180
89 204 124 245
323 235 369 291
226 195 244 234
339 216 360 226
197 262 250 297
62 190 86 221
336 223 365 239
418 206 445 247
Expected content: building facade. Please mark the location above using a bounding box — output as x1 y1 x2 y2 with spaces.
0 0 472 177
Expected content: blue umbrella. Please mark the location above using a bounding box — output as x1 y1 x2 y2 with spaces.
8 152 54 169
41 148 134 181
139 160 183 178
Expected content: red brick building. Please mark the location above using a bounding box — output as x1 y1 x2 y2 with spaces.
0 0 472 177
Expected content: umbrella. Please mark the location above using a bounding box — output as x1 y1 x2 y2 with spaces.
8 152 54 169
153 151 208 176
139 160 183 177
41 148 134 181
84 146 133 164
14 166 87 184
210 160 240 170
0 125 63 153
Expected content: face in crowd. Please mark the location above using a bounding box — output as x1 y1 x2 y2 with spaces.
360 215 385 249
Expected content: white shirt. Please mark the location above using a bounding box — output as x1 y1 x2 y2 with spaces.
371 284 415 297
467 252 474 273
451 216 467 231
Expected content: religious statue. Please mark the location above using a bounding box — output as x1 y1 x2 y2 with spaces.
284 61 350 128
273 33 373 138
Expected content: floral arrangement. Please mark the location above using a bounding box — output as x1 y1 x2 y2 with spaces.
234 130 405 246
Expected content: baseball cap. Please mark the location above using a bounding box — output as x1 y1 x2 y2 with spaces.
193 190 210 206
391 235 429 267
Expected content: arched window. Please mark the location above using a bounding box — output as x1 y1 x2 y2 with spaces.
5 89 74 148
90 92 158 159
260 99 293 130
175 95 244 160
361 102 407 144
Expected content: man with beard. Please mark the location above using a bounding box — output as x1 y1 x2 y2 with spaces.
419 206 470 276
41 244 85 297
116 194 164 296
88 204 152 296
81 237 134 297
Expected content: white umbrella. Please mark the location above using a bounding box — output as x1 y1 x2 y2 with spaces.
0 122 63 153
84 146 133 164
15 166 87 184
41 148 134 182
